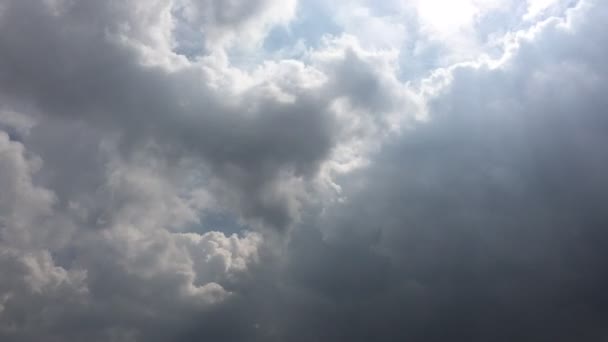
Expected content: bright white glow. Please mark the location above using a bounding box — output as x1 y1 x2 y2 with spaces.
416 0 479 32
414 0 508 34
524 0 559 20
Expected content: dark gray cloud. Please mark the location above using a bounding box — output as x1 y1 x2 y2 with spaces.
1 0 608 341
0 0 336 229
180 2 608 341
260 3 608 341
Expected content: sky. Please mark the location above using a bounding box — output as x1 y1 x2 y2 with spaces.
0 0 607 341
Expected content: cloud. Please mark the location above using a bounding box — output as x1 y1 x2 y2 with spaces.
280 2 608 341
170 1 608 341
1 0 608 341
0 0 343 229
0 128 265 341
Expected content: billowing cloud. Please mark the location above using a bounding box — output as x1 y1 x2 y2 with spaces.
0 129 263 341
1 0 607 341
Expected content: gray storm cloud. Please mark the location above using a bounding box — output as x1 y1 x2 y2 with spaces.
1 0 607 341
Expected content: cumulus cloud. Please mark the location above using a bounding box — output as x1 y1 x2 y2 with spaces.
0 127 264 341
1 0 607 341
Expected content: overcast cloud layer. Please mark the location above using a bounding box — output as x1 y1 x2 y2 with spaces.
1 0 607 341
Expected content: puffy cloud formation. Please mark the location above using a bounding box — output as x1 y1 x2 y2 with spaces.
1 0 607 341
